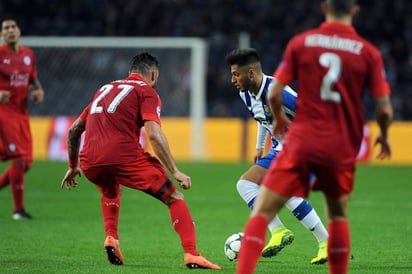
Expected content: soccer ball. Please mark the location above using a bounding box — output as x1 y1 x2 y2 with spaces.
224 232 243 261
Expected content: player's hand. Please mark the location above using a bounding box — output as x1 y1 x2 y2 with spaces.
273 112 291 141
172 170 192 190
254 148 264 163
373 135 391 160
61 167 82 190
0 90 11 104
31 89 44 103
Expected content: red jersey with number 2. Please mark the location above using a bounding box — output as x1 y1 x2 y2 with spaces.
274 22 391 168
79 73 161 168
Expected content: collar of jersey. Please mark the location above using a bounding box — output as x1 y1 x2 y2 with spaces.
251 74 269 99
320 22 356 34
127 73 148 84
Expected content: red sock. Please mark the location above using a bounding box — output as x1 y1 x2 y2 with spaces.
168 199 197 255
9 164 25 212
101 194 121 239
328 220 350 274
236 215 267 274
0 167 11 189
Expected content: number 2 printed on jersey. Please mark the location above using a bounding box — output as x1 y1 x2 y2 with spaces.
319 52 342 103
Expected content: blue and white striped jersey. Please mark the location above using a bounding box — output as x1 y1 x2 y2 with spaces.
239 74 297 151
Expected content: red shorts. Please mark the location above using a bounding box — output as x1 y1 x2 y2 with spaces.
262 150 355 199
0 114 32 161
81 153 176 202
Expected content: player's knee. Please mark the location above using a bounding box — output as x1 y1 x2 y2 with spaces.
236 180 244 195
96 184 120 199
164 190 184 205
25 159 33 171
12 158 27 168
236 179 258 195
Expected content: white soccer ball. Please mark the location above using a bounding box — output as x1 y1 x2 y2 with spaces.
224 232 243 261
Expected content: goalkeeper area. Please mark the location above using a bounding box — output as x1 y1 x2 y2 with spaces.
22 36 206 117
0 161 410 273
22 36 207 159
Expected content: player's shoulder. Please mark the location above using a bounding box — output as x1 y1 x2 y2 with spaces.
356 36 382 58
19 45 35 55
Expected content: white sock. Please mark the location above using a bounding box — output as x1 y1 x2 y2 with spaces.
285 196 328 243
236 179 283 232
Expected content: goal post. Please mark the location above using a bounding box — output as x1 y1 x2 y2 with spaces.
21 36 207 160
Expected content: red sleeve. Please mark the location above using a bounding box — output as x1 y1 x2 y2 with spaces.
26 47 38 80
368 47 391 98
140 87 162 125
79 104 90 121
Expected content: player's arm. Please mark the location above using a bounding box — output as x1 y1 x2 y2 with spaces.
0 90 11 103
144 120 191 190
29 78 45 103
61 117 85 189
267 79 292 139
373 95 393 159
254 123 267 162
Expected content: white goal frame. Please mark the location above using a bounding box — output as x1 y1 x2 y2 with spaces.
21 36 207 160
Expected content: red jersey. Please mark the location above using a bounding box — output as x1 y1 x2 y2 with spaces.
79 73 162 168
0 44 38 116
274 22 391 168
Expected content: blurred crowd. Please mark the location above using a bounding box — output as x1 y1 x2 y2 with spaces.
1 0 411 119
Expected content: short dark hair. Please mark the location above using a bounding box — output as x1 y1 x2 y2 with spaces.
225 48 261 67
129 52 159 75
325 0 356 17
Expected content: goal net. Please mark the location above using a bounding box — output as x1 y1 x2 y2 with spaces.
21 36 207 159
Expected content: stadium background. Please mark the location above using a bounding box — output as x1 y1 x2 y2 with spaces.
1 0 411 163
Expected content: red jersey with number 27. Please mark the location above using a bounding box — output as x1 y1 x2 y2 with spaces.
274 22 391 168
79 73 161 168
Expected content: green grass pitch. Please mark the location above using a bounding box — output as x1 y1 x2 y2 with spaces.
0 161 411 273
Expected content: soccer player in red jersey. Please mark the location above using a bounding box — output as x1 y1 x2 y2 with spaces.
236 1 393 274
0 19 45 220
60 52 221 270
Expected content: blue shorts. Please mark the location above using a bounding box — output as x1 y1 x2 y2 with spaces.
256 150 316 183
255 150 279 169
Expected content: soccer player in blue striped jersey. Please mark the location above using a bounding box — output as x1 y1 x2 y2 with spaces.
226 48 328 264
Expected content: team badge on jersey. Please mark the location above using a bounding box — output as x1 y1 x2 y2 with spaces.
9 143 16 152
24 56 31 66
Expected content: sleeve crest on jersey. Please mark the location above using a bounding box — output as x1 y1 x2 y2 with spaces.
156 106 161 117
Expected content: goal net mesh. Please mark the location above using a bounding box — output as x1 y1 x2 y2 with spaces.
24 38 204 118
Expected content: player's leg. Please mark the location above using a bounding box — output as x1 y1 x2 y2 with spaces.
284 196 328 264
119 157 220 270
237 150 309 273
237 151 294 257
83 166 124 265
99 184 123 266
237 185 289 274
0 166 11 190
147 178 221 270
237 165 286 231
1 118 32 219
1 158 32 218
9 158 30 219
0 128 10 190
325 195 350 274
316 167 353 274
